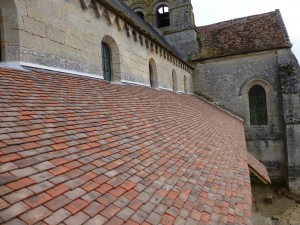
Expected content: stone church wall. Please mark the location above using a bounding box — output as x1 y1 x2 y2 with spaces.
125 0 199 55
277 49 300 192
0 0 193 92
194 50 287 180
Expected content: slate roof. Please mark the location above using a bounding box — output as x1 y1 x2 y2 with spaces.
195 10 291 60
0 67 270 225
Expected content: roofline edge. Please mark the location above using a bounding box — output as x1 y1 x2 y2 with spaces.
191 94 244 122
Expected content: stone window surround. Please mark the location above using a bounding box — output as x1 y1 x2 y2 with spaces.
152 1 172 29
156 4 170 28
241 78 273 127
184 75 188 93
172 69 178 91
101 42 112 82
101 35 121 83
149 58 158 88
132 6 146 20
0 28 2 62
0 0 20 63
248 85 268 125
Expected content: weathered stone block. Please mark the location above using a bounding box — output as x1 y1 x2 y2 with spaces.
60 45 78 61
3 28 20 46
19 31 34 49
46 27 65 44
23 16 46 37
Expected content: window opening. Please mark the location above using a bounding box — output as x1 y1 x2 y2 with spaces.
102 43 111 81
149 64 154 87
184 76 187 93
157 5 170 28
0 29 2 62
249 85 268 125
172 71 177 91
136 11 145 20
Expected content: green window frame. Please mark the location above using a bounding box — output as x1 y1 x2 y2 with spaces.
102 43 111 81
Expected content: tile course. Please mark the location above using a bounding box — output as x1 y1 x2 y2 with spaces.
0 68 270 224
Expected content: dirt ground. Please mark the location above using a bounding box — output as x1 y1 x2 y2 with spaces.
252 186 300 225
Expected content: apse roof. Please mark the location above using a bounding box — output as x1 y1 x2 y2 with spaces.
0 67 270 224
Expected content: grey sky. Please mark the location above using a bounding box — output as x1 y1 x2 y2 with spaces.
191 0 300 61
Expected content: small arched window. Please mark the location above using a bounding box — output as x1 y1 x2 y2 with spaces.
149 58 158 88
136 11 145 20
102 42 111 81
157 5 170 28
249 85 268 125
149 64 154 87
172 70 178 91
0 30 2 62
184 76 187 93
0 21 2 62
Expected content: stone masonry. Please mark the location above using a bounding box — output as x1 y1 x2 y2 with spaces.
193 10 300 191
124 0 199 55
0 0 193 92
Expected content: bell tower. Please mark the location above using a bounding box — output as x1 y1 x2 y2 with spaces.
124 0 199 55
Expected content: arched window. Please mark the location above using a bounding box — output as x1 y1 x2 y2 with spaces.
136 11 145 20
149 64 154 87
0 9 2 61
184 75 187 93
157 5 170 28
249 85 268 125
0 29 2 62
172 70 178 91
101 42 111 81
149 58 158 88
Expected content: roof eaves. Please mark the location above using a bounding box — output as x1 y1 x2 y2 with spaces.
247 152 271 184
249 166 271 184
193 46 292 62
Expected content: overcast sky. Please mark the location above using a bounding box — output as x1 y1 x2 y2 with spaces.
191 0 300 61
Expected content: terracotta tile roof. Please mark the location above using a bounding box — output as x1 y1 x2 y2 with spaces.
195 10 291 60
0 67 268 224
247 152 271 184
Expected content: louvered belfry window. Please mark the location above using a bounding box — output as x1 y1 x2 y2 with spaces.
249 85 268 125
102 43 111 81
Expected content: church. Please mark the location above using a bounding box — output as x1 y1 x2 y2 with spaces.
123 0 300 191
0 0 299 224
